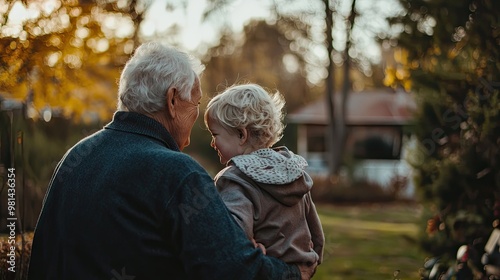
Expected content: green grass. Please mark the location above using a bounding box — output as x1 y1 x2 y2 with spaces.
314 203 426 280
1 203 426 279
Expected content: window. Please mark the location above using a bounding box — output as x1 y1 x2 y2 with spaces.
307 125 326 152
347 126 402 159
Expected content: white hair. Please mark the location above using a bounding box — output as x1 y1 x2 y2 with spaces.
117 42 204 113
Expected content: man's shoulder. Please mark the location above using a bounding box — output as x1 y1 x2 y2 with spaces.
144 146 195 163
144 147 209 178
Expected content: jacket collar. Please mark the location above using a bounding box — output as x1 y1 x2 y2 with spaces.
104 111 180 151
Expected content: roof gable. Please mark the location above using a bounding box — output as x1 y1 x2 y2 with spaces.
287 88 416 125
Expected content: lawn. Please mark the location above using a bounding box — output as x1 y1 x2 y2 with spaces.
1 203 426 279
314 203 426 280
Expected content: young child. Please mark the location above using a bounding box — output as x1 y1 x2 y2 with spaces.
204 83 324 266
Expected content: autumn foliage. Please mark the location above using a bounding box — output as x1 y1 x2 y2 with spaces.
0 1 141 121
0 233 32 280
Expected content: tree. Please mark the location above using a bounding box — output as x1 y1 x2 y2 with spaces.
0 0 152 121
386 0 500 276
324 0 357 178
202 19 315 111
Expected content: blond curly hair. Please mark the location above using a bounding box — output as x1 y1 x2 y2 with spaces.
204 83 286 148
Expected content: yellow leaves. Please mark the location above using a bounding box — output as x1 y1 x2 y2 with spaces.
63 95 85 118
5 83 29 101
31 86 45 110
447 48 459 60
384 66 396 87
0 36 122 122
395 68 410 81
384 67 413 92
0 0 140 123
393 48 409 65
0 45 26 87
432 46 441 56
1 61 118 122
47 35 63 47
384 48 413 91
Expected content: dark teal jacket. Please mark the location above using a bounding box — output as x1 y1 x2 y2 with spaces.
27 111 300 280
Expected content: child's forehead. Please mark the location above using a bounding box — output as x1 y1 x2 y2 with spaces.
206 118 222 130
209 118 240 133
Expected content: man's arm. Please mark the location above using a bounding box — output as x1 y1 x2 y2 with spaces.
165 169 302 279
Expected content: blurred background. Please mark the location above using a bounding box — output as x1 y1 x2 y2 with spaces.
0 0 498 279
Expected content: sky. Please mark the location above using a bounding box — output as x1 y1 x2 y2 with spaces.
140 0 274 53
4 0 405 76
138 0 405 65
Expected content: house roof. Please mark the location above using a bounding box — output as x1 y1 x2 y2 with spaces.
287 88 416 126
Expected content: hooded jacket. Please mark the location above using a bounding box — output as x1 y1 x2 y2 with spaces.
214 147 325 265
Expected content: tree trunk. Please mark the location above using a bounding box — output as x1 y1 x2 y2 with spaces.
337 0 357 174
323 0 337 178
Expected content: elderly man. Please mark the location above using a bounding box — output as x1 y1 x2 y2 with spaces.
27 42 316 279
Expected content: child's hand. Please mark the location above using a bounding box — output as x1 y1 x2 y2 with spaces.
298 262 317 280
251 238 266 255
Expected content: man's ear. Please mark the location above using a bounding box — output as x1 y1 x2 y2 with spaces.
238 128 248 145
166 87 177 118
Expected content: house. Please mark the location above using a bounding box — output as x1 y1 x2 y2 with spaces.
286 88 416 198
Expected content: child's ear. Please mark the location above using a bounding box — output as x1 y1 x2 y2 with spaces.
238 128 248 145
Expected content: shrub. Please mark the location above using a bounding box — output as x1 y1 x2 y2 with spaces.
0 233 32 280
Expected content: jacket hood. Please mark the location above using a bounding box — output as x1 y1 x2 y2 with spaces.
229 147 312 206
